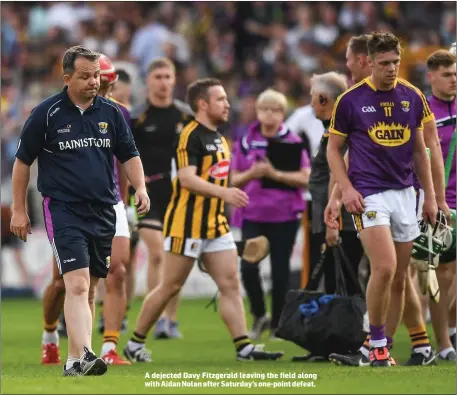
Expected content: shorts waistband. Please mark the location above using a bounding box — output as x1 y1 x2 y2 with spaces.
44 197 113 210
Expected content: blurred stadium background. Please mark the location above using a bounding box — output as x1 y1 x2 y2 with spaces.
1 1 456 299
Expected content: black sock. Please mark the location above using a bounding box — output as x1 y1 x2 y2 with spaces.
234 335 252 353
130 331 146 345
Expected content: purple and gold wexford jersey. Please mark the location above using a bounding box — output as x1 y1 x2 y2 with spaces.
413 96 456 209
329 77 434 198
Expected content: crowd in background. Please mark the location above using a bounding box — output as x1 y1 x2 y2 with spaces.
1 1 456 204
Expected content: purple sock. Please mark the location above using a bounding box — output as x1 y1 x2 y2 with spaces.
386 336 393 350
370 325 385 341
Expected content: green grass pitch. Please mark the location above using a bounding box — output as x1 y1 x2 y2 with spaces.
1 298 455 394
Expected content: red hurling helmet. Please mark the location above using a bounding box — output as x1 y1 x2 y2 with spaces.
99 54 118 85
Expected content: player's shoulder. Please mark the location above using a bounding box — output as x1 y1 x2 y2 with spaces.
335 79 370 106
396 78 425 98
179 119 200 140
98 96 122 115
179 119 221 145
172 98 194 117
130 101 148 120
34 91 65 118
176 120 207 149
109 97 127 111
109 98 130 117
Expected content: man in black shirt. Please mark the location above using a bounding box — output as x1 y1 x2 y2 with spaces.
11 46 149 376
308 71 364 296
130 58 192 339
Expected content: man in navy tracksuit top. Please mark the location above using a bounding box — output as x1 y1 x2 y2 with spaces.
10 46 150 377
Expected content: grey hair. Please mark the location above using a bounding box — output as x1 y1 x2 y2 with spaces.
310 72 348 101
62 45 100 75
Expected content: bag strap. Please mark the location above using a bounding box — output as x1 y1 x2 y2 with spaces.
445 131 456 188
333 243 365 297
305 245 328 290
332 247 348 296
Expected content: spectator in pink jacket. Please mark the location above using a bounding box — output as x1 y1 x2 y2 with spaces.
231 89 310 339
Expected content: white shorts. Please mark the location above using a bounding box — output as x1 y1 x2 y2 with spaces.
352 187 420 243
114 201 130 239
415 188 424 221
164 232 237 259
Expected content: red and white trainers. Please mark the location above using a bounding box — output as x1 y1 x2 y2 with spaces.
42 343 61 365
102 349 132 365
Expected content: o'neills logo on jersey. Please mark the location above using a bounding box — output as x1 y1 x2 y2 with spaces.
208 160 230 179
58 138 111 151
368 122 411 147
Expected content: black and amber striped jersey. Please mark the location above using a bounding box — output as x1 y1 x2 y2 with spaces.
163 120 231 240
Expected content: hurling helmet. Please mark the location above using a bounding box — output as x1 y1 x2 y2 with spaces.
412 209 453 261
99 54 118 85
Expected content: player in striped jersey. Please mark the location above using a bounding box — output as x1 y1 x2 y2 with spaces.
163 119 232 241
123 78 284 362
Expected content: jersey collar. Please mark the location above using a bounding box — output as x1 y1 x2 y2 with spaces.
241 122 290 152
364 77 398 91
430 93 456 105
61 86 101 111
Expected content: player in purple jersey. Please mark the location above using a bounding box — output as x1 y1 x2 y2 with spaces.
416 50 457 361
327 35 445 368
326 32 437 367
109 71 137 320
96 54 132 365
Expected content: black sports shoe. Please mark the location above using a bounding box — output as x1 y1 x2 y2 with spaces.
63 361 82 377
237 344 284 361
404 349 436 366
80 347 108 376
123 345 153 363
329 351 370 367
450 333 456 350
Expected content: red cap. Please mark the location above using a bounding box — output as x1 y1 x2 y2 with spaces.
99 54 118 85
